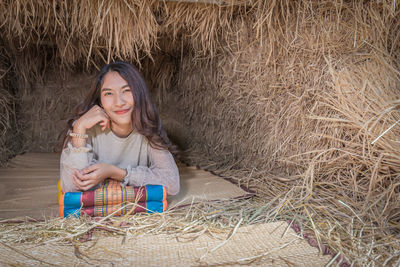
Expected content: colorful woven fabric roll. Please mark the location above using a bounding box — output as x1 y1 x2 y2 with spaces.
58 179 167 218
63 202 166 217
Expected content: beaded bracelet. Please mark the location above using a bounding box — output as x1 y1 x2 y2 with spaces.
69 132 88 139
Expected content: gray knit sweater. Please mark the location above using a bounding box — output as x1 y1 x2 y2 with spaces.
60 124 180 195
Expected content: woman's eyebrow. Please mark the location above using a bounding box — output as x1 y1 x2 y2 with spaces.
101 84 129 91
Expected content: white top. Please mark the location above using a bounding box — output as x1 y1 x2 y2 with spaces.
60 125 180 195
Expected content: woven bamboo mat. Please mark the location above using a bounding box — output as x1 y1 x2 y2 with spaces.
0 153 60 219
0 221 331 266
0 153 251 219
0 153 332 266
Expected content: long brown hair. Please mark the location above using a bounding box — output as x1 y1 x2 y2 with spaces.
62 61 178 156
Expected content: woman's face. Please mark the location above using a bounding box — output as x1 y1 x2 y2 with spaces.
100 71 134 127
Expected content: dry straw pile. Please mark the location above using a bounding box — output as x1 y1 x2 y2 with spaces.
0 0 399 265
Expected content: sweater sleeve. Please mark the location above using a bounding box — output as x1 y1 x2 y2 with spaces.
59 141 97 193
121 146 180 196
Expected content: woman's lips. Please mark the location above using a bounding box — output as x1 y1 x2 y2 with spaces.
114 109 130 115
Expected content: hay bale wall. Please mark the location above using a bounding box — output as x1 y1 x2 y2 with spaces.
0 43 24 165
0 0 399 265
19 72 91 151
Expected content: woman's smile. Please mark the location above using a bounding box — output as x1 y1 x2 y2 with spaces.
114 108 131 115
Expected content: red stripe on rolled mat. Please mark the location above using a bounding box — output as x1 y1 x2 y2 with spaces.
163 199 167 211
81 204 149 217
81 191 95 206
134 187 147 202
81 207 95 216
162 187 166 203
59 194 65 218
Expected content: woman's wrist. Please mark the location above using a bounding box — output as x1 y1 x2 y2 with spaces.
72 121 87 148
73 120 87 134
111 165 127 182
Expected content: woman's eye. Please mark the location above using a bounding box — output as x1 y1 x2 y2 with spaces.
124 89 131 93
104 92 112 96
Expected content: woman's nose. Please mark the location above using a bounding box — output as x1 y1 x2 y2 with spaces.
115 92 126 106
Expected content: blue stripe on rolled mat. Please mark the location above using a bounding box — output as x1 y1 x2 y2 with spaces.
64 207 81 218
63 192 83 208
146 185 164 202
146 201 164 213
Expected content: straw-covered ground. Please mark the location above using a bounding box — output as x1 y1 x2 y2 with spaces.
0 198 273 244
0 0 399 265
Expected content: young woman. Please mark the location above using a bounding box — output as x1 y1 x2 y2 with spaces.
60 61 180 195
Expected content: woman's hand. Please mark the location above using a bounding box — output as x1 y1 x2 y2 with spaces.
73 163 127 191
71 105 110 148
74 105 110 132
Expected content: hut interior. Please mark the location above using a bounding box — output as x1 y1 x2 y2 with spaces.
0 0 399 265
